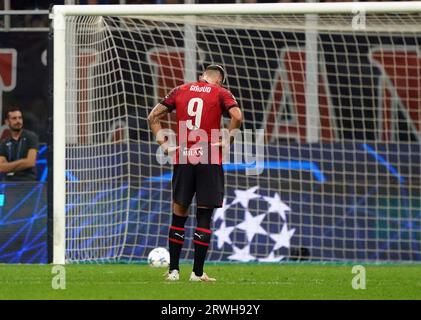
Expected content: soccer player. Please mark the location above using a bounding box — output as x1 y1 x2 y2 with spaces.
0 107 39 181
148 65 243 282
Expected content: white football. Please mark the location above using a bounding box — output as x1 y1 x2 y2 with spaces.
147 247 170 268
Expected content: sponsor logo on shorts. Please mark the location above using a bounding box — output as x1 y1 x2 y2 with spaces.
194 232 203 239
174 233 184 239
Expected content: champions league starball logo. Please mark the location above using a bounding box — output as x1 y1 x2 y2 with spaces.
212 186 296 262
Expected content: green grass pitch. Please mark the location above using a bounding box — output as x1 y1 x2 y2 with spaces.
0 263 420 300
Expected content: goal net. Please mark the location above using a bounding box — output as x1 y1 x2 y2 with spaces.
52 3 421 264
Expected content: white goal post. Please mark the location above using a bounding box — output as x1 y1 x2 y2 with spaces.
52 2 421 264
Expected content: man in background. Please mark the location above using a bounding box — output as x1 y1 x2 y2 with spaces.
0 107 39 181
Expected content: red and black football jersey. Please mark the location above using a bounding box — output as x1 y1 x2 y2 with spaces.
161 80 238 164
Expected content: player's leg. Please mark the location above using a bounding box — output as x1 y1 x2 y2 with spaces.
167 202 188 275
166 164 195 281
190 164 224 282
190 205 216 282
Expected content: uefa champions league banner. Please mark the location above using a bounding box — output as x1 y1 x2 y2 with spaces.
0 142 419 263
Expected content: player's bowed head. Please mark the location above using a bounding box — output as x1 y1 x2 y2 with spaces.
200 64 226 86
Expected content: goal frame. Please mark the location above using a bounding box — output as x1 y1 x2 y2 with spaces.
51 1 421 264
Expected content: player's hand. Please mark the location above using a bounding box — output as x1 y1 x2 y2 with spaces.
162 145 179 156
210 135 233 149
210 138 232 161
210 140 230 148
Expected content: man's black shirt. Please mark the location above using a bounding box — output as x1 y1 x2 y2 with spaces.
0 129 39 181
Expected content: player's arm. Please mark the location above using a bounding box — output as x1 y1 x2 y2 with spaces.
211 106 242 149
218 88 243 145
0 149 37 173
148 84 178 140
148 103 169 145
227 106 242 144
148 103 178 155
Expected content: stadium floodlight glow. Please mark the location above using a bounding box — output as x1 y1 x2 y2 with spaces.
52 3 421 264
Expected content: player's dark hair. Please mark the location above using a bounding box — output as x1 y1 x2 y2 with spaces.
205 64 226 83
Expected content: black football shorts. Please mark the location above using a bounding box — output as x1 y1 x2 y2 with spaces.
172 164 224 208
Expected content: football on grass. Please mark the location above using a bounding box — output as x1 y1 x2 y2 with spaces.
147 247 170 268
